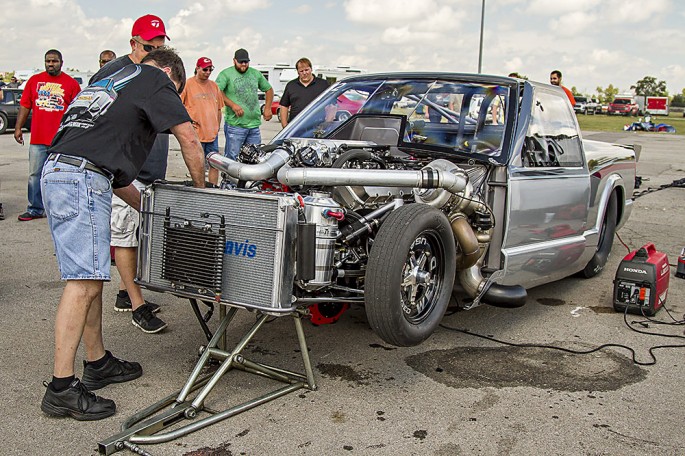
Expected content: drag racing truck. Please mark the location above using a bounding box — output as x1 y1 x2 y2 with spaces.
137 73 637 347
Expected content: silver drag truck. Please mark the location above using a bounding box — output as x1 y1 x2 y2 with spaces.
137 73 637 347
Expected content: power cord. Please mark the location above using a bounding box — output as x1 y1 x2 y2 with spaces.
439 304 685 366
633 177 685 199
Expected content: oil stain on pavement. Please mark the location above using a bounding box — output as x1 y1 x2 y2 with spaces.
406 346 646 391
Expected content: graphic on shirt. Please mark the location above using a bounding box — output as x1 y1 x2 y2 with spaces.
35 82 67 112
59 65 141 131
234 75 259 112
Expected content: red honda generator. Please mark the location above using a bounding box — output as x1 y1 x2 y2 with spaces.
613 243 669 316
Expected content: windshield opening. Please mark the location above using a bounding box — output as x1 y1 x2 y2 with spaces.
274 77 512 161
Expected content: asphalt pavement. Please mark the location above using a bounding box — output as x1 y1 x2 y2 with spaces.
0 121 684 456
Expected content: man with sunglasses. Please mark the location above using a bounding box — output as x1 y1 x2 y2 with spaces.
216 48 273 160
89 14 172 334
180 57 223 185
98 50 116 68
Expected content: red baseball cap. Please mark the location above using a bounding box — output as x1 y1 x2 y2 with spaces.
132 14 170 41
196 57 213 69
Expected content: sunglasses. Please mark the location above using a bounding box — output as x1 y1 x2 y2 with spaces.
201 67 214 72
133 38 164 52
99 59 112 65
237 60 249 64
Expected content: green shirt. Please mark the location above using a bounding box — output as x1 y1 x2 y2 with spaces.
215 66 272 129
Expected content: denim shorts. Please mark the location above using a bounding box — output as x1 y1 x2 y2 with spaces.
41 157 113 281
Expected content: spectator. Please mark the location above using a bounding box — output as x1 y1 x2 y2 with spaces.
39 47 205 421
7 76 21 88
89 14 171 333
180 57 223 185
215 48 273 160
550 70 575 107
99 50 117 68
279 57 329 127
14 50 81 221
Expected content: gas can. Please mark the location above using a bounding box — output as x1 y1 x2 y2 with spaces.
613 243 669 316
676 248 685 279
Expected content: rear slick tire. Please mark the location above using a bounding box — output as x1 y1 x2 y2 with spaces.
580 192 618 278
365 204 456 346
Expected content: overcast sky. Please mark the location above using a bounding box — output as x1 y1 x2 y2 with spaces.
1 0 683 95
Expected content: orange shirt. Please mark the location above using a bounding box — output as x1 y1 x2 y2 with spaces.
180 76 223 142
561 85 576 107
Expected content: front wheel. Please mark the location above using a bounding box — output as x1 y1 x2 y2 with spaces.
365 204 456 346
0 113 7 135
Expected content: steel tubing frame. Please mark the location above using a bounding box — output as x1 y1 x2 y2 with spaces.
98 307 317 455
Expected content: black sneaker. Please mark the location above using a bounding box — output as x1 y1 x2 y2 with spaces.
81 351 143 390
41 378 115 421
132 303 168 334
115 295 161 313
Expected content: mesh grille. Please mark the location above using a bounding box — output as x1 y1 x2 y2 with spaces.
161 212 224 294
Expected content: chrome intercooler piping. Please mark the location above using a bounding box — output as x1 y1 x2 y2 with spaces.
276 163 468 193
206 148 291 182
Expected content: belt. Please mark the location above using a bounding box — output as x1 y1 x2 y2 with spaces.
47 153 112 181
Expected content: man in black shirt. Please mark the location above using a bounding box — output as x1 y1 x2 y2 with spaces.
90 14 172 333
279 57 329 127
40 48 205 421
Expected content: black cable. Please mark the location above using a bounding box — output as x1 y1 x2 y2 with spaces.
439 305 685 366
633 177 685 199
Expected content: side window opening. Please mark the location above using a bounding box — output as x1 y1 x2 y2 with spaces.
524 89 584 168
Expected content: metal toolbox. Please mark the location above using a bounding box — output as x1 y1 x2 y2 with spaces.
137 183 299 312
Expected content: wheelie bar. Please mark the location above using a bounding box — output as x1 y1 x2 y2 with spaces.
98 307 317 455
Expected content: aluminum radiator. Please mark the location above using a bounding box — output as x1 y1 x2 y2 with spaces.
137 183 299 312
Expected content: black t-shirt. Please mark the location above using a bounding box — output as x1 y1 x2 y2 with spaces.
51 64 190 188
90 55 170 184
280 77 329 121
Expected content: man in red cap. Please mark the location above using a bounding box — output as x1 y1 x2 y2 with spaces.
89 14 172 334
181 57 223 185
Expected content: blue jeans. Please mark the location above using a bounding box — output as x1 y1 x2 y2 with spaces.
223 124 261 160
27 144 49 216
41 157 113 280
202 136 219 157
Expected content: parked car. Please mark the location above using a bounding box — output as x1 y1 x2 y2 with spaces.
0 88 32 134
573 96 600 115
607 97 639 116
260 91 282 118
333 91 366 121
138 73 637 347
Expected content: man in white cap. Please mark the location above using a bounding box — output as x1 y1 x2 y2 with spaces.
89 14 171 334
181 57 223 185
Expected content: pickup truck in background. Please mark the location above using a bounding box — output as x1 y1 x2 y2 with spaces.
138 73 638 347
634 96 669 116
574 96 600 115
608 96 639 116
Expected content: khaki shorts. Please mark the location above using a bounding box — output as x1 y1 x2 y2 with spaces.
110 180 146 248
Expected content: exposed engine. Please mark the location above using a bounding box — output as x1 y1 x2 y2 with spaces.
204 138 520 312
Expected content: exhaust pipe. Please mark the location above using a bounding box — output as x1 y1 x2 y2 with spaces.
206 148 291 181
450 215 480 270
458 261 527 308
459 266 527 308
